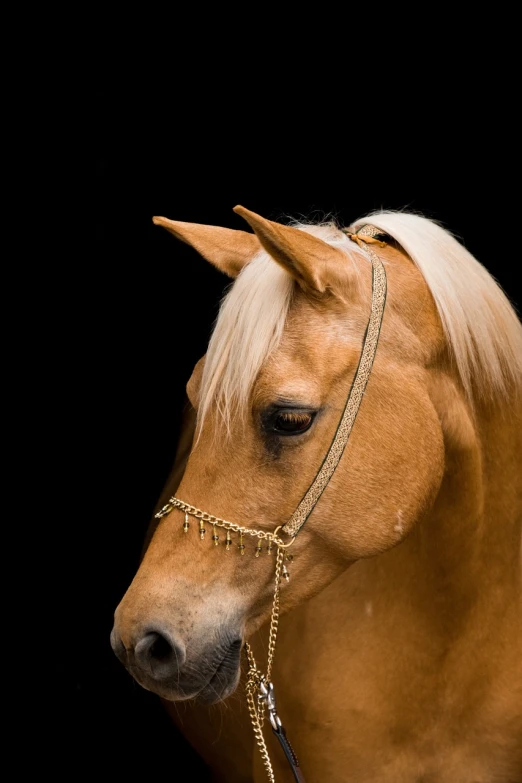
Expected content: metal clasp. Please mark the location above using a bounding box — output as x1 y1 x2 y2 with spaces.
154 503 173 519
259 678 282 731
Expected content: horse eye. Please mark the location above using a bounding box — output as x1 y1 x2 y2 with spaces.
271 410 315 435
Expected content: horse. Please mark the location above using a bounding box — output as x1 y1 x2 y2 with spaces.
110 205 522 782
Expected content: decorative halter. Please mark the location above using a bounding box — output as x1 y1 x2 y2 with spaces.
154 225 388 783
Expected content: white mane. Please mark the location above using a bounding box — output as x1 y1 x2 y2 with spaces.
352 210 522 402
197 212 522 432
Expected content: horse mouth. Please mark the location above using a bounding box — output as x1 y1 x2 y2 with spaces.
196 637 243 703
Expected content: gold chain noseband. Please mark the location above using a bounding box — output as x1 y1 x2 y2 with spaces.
154 226 388 782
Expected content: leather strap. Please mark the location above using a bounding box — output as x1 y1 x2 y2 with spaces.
272 724 307 783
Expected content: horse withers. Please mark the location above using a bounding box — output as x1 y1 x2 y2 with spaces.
111 206 522 782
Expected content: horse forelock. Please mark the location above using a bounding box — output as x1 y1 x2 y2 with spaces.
197 221 367 435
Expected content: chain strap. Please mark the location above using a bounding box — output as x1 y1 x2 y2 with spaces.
244 545 284 781
156 497 295 548
155 500 290 781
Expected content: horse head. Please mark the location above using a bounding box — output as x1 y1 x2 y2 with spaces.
111 206 522 718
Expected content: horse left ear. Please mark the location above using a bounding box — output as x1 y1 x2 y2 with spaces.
233 205 356 297
152 216 261 278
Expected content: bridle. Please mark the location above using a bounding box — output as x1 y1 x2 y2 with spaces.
155 226 387 781
154 226 388 782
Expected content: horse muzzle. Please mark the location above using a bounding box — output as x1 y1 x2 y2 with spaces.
110 622 243 703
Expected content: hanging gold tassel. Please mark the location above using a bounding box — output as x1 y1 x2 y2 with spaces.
282 553 293 581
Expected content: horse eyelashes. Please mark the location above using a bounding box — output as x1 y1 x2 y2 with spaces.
272 411 314 434
260 407 318 438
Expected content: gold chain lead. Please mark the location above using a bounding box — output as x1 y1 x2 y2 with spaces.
245 545 285 781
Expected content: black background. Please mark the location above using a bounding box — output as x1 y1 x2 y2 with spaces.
54 82 520 781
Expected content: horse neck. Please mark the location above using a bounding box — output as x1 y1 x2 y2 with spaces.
391 389 521 634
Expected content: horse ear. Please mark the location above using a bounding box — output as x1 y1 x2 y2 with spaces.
152 216 261 278
233 205 354 296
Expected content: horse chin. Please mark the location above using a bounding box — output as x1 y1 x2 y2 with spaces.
195 661 242 704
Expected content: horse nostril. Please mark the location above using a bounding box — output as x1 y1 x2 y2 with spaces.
134 629 186 680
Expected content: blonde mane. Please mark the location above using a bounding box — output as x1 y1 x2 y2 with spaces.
352 210 522 402
197 212 522 432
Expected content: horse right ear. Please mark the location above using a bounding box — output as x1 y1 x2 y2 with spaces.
152 216 261 278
